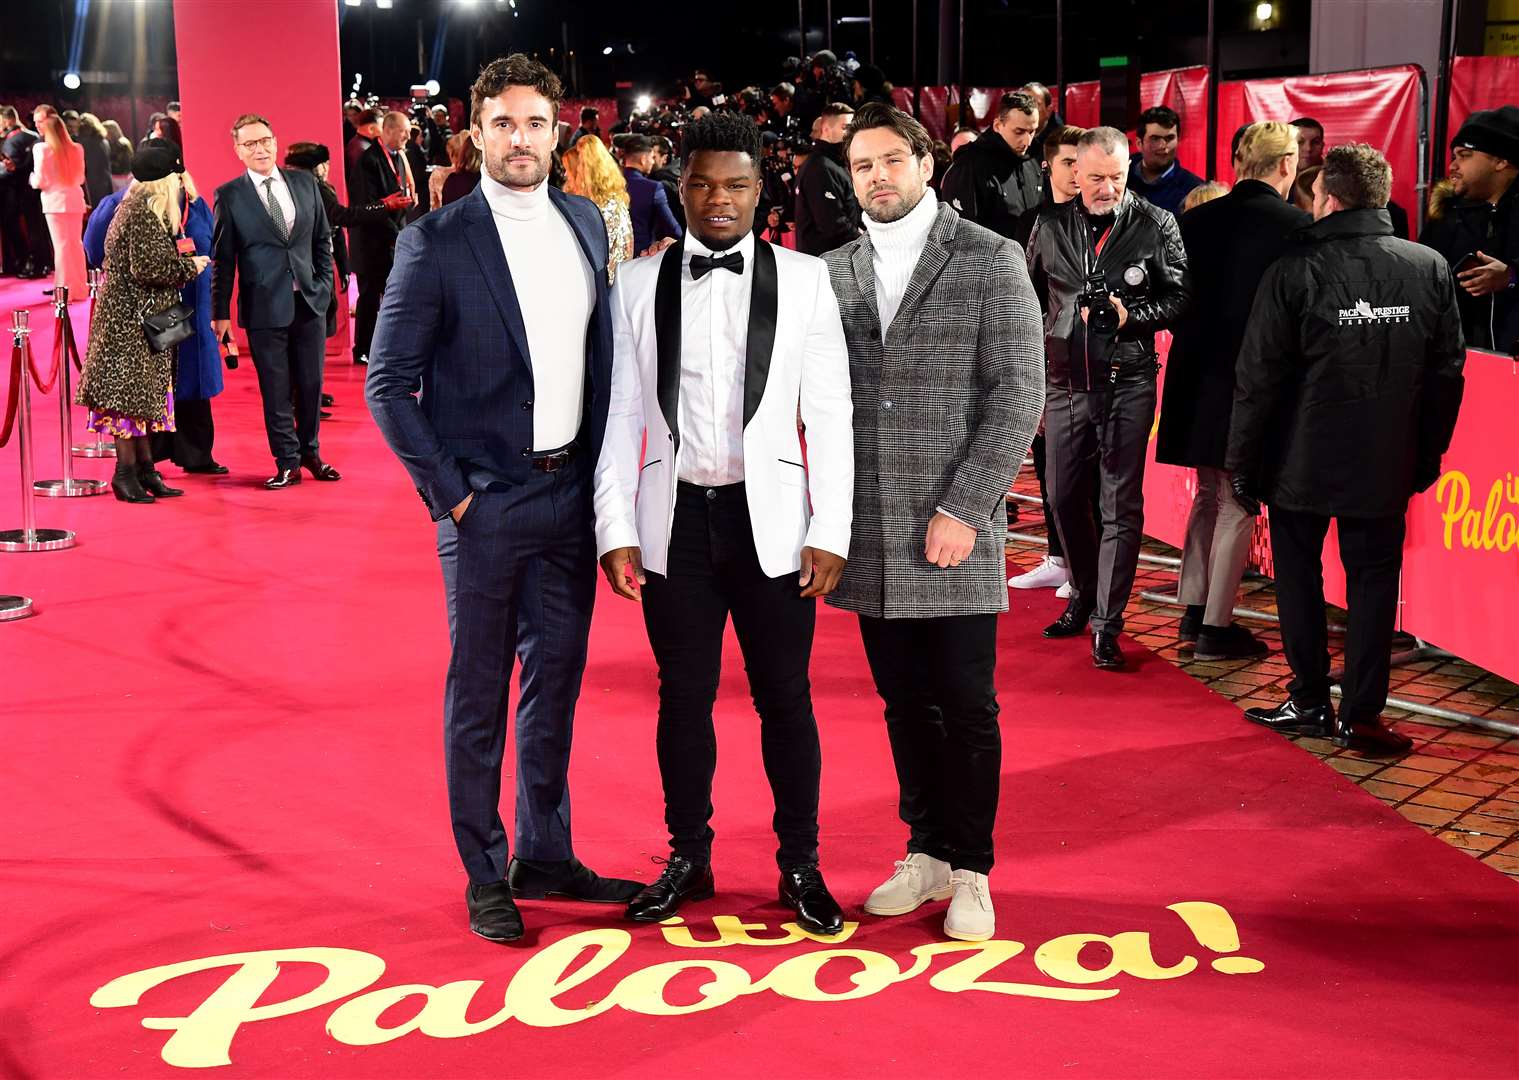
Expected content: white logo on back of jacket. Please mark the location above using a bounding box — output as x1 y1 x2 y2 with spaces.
1337 297 1411 326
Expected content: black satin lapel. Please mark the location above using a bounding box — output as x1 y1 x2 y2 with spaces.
742 239 779 427
654 243 682 445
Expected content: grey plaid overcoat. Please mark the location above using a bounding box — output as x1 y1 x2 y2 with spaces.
823 201 1045 619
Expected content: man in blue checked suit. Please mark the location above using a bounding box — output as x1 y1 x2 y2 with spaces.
366 55 642 944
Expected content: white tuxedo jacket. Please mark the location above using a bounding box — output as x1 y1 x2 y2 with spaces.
593 237 853 578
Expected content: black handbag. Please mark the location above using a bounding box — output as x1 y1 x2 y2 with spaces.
142 300 195 354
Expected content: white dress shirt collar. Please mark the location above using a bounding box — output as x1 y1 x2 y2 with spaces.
247 166 284 188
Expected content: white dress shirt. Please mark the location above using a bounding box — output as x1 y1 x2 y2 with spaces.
676 230 755 486
248 167 296 236
480 171 595 450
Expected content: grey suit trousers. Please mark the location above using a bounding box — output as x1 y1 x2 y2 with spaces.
1043 372 1156 634
1177 466 1256 627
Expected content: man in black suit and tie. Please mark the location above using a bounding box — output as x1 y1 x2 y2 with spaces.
351 111 417 366
366 55 641 944
211 113 339 489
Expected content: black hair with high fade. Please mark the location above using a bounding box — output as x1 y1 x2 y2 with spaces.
680 109 763 171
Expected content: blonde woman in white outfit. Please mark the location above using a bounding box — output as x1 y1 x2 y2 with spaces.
31 107 88 299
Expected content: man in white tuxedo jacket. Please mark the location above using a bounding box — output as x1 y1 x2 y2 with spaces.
593 112 854 935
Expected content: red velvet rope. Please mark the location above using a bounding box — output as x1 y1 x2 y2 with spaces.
27 324 61 394
63 307 83 373
0 340 21 448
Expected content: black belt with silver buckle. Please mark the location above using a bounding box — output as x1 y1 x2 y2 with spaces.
530 443 578 472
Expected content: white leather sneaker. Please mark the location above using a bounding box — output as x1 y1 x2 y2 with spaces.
943 869 995 941
1009 554 1069 591
1055 580 1074 599
863 852 953 916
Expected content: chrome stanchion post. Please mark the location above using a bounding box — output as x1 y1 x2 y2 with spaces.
1 309 76 552
35 286 108 497
73 268 114 459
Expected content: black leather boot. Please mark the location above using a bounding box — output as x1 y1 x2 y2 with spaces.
138 462 184 498
111 463 155 503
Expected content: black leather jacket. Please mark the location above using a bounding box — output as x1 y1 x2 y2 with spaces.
1026 190 1191 390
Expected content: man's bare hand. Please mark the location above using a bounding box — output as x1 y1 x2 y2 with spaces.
1458 250 1510 297
925 512 976 568
798 547 846 598
640 237 678 258
450 492 474 524
600 546 646 601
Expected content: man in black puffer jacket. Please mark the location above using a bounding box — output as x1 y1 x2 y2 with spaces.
1228 143 1466 758
1027 126 1191 670
940 91 1044 240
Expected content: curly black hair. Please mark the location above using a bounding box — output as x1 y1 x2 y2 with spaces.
680 109 762 170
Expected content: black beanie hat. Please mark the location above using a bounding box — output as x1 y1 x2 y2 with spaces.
1452 105 1519 166
284 142 330 170
130 143 179 182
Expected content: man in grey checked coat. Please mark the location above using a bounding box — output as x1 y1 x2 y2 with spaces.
822 103 1045 942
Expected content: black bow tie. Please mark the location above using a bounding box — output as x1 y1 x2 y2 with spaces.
690 250 744 280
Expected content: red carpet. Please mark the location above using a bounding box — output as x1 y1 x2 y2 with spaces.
1 274 1516 1079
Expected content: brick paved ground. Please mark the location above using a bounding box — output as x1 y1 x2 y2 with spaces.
1005 488 1519 883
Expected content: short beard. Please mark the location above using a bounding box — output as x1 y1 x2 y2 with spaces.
486 149 549 190
863 182 926 224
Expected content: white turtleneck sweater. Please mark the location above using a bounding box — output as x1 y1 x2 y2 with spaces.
480 171 595 451
862 187 939 339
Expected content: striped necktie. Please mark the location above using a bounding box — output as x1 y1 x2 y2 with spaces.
263 177 290 243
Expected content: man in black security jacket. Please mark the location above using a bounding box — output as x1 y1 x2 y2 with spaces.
1157 122 1310 661
1027 127 1190 670
794 102 860 255
941 91 1043 240
1228 144 1465 758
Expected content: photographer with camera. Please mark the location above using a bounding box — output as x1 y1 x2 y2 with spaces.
1026 126 1190 670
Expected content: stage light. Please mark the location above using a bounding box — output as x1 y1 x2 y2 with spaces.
376 0 392 7
425 79 441 96
344 0 361 7
636 94 652 112
602 45 613 55
1255 1 1273 19
62 72 81 90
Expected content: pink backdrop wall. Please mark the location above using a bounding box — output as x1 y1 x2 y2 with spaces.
172 0 348 207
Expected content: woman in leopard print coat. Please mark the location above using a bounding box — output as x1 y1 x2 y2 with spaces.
76 160 208 502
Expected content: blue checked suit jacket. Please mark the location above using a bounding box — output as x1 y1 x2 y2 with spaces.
365 182 613 520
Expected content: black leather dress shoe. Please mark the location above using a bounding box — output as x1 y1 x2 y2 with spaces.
1194 623 1271 661
183 461 229 475
466 881 525 943
1333 713 1413 757
507 856 643 904
301 456 341 481
1042 597 1094 639
321 393 335 407
1179 604 1205 642
1092 630 1125 670
626 856 715 923
265 468 301 490
1245 699 1333 736
779 864 844 936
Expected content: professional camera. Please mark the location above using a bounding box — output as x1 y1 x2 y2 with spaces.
1078 264 1149 336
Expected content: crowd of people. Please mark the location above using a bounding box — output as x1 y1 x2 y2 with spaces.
2 49 1511 945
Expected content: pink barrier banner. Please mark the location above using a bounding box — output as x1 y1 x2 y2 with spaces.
1215 66 1424 231
1146 342 1518 680
1402 350 1519 681
1064 81 1101 129
1139 66 1211 178
1446 56 1519 169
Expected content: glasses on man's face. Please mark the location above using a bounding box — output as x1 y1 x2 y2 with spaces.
239 136 275 153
